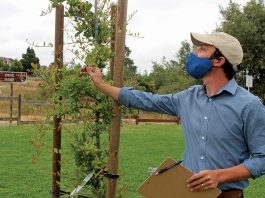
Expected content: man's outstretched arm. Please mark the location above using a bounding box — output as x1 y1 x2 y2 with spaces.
80 66 121 101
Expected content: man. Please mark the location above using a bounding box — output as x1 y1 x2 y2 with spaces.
81 32 265 198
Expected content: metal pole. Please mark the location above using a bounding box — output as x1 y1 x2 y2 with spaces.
107 0 128 197
52 4 64 198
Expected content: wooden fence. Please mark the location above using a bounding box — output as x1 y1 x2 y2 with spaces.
0 95 49 124
0 96 180 125
0 95 21 124
123 115 180 125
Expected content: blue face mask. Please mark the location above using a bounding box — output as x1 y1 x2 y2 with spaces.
185 52 212 79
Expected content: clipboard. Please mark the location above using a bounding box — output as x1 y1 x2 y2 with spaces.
137 157 221 198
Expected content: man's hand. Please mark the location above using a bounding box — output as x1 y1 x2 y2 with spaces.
186 170 220 191
186 164 252 192
80 66 121 101
80 66 103 85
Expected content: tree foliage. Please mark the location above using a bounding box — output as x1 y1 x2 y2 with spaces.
20 47 40 74
148 40 197 94
0 59 23 72
123 46 138 81
34 62 113 197
56 66 112 197
49 0 114 68
217 0 265 101
35 1 125 197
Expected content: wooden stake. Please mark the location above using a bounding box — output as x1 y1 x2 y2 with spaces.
110 4 117 81
52 4 64 198
107 0 128 198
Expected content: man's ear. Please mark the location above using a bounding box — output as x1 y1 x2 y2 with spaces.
212 56 225 67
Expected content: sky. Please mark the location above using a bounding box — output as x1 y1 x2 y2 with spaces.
0 0 250 74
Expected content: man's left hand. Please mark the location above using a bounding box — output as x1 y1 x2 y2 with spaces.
186 170 220 191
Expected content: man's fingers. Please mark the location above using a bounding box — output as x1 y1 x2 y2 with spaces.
186 172 208 191
186 172 204 183
186 170 219 192
187 178 206 188
80 66 95 76
80 67 87 72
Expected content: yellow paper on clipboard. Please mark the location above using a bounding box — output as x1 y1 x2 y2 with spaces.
137 157 221 198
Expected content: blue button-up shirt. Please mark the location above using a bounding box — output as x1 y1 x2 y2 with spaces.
118 78 265 190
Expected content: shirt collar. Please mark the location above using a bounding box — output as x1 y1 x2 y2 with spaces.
219 78 238 95
200 78 238 96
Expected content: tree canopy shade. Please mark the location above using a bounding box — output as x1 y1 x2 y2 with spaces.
20 47 40 74
217 0 265 101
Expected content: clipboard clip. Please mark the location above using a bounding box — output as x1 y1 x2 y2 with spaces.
155 160 183 175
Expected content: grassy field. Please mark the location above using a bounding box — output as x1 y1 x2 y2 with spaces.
0 124 264 198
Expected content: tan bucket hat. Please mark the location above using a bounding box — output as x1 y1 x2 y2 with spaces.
190 32 243 71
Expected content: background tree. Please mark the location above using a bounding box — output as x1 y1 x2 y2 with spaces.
176 40 195 72
123 46 138 81
149 57 168 90
217 0 265 101
10 59 23 72
0 59 9 71
148 41 197 94
20 47 40 74
106 46 138 81
0 59 23 71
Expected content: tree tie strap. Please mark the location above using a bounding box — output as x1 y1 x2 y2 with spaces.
101 170 119 179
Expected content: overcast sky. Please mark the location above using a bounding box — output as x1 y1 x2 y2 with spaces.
0 0 249 73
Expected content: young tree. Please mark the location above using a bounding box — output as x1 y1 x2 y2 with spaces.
36 1 124 197
20 47 40 74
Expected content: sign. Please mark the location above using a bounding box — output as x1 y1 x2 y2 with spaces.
246 75 253 88
0 71 27 83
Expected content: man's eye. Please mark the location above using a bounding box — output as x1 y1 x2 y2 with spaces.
198 46 205 51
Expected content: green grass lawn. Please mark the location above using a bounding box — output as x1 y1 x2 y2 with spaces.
0 124 264 197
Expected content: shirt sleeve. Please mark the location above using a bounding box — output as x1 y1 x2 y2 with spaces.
118 87 181 116
242 98 265 178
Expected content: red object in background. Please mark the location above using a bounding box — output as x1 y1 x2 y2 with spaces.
0 71 27 82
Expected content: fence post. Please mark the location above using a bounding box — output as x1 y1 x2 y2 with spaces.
17 94 21 124
135 115 139 125
10 83 13 123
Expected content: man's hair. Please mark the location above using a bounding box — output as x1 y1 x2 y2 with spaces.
212 49 235 80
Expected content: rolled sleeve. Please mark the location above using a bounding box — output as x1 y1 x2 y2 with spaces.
118 87 133 106
242 100 265 179
117 87 181 115
243 145 265 178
